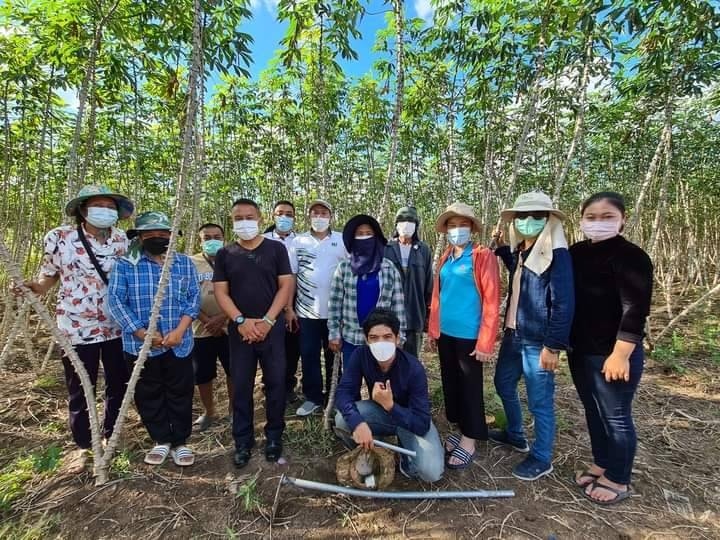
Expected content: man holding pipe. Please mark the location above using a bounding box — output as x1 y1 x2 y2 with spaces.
334 308 444 482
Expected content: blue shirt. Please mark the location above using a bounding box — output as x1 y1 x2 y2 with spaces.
439 243 481 339
336 345 431 436
356 270 380 326
108 252 201 357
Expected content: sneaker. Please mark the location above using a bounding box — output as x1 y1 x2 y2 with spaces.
295 400 322 417
488 429 530 453
193 414 214 432
512 455 554 481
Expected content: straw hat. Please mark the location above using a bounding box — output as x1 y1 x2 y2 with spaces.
434 202 482 233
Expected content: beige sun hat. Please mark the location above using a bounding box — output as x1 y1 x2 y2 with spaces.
500 191 566 222
435 202 482 233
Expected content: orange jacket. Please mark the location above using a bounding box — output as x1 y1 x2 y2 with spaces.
428 243 501 354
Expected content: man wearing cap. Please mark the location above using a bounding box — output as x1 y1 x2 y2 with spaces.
108 211 201 467
489 192 574 481
384 206 433 357
20 185 133 471
289 200 348 417
213 198 293 468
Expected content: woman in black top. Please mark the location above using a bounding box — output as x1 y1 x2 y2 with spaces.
569 192 653 505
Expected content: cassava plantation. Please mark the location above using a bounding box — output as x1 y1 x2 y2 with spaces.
0 0 719 538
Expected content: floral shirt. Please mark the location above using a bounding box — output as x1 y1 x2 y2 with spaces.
40 225 128 346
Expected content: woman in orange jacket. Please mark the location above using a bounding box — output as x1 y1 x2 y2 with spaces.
428 203 500 469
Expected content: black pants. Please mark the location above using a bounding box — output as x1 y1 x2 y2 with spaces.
438 333 488 440
62 338 129 449
298 317 337 405
229 321 287 449
125 350 194 446
402 331 422 358
284 326 301 394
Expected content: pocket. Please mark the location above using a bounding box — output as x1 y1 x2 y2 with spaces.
172 276 189 300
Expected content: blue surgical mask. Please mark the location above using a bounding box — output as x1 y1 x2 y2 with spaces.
447 226 471 246
202 239 223 256
85 207 118 228
514 217 547 238
274 215 294 233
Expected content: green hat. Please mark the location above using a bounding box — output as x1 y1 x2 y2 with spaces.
127 211 180 239
395 206 419 224
65 185 135 219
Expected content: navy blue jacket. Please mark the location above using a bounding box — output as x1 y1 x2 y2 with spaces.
496 244 575 350
336 345 431 436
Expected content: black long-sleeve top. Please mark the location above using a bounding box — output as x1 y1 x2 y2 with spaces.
569 235 653 355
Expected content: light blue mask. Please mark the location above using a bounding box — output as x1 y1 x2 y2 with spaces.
202 239 223 256
275 215 294 233
514 217 547 238
447 226 471 246
85 207 118 228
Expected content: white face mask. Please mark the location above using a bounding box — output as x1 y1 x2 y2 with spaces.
311 217 330 232
396 221 416 238
233 219 259 241
369 341 396 363
86 207 118 228
580 219 621 242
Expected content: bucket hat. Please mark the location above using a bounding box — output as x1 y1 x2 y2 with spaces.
65 185 134 219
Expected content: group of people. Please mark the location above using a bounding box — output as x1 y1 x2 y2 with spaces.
23 184 652 507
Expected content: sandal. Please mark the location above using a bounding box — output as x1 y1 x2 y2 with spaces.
171 446 195 467
445 434 461 457
446 445 476 470
573 469 601 488
144 444 171 465
583 480 632 506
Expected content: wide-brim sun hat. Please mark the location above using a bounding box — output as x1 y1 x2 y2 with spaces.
65 185 135 220
342 214 387 251
500 191 566 222
127 211 182 239
435 202 482 233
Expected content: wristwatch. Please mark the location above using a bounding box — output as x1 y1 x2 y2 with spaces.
234 315 246 327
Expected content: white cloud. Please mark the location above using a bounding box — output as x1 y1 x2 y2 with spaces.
413 0 435 22
250 0 279 14
58 88 80 112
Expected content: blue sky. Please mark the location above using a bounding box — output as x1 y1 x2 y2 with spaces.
208 0 434 92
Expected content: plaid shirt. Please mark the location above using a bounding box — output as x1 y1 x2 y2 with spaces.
108 252 201 357
328 258 406 346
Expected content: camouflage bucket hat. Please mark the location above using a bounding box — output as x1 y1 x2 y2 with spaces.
65 185 135 219
126 211 181 239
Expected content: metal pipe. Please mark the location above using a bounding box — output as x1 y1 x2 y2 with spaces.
282 475 515 499
372 439 416 458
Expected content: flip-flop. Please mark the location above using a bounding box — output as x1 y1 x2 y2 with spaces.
444 433 461 457
144 444 171 465
573 469 601 488
583 480 632 505
170 446 195 467
446 445 476 470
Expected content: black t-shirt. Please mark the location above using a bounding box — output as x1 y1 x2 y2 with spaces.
569 235 653 355
213 238 292 318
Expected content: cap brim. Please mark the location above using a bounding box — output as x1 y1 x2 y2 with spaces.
127 228 182 240
435 211 482 233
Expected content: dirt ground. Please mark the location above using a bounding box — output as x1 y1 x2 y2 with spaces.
1 325 719 539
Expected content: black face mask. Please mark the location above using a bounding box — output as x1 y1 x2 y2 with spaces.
142 237 170 255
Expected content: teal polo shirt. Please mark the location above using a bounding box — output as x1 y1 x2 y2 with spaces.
439 243 481 340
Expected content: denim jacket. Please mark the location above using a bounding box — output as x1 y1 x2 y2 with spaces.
496 244 574 350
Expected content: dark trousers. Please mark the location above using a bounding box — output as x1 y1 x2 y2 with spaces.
402 331 422 358
62 338 129 449
284 326 301 394
229 322 287 449
298 318 336 405
438 333 488 440
126 350 194 447
568 347 644 485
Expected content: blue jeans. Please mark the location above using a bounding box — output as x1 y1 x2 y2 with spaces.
568 347 643 485
494 331 556 464
298 318 336 405
334 401 444 483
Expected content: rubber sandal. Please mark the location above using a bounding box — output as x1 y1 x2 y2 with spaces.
573 469 601 488
583 480 632 505
144 444 171 465
445 433 461 457
446 445 476 470
170 446 195 467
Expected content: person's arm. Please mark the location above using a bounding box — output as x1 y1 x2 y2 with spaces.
494 245 516 272
388 263 407 344
544 248 575 351
475 248 501 355
107 260 145 335
327 262 346 345
335 348 366 432
25 230 62 295
615 247 654 345
386 363 431 436
423 245 433 329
